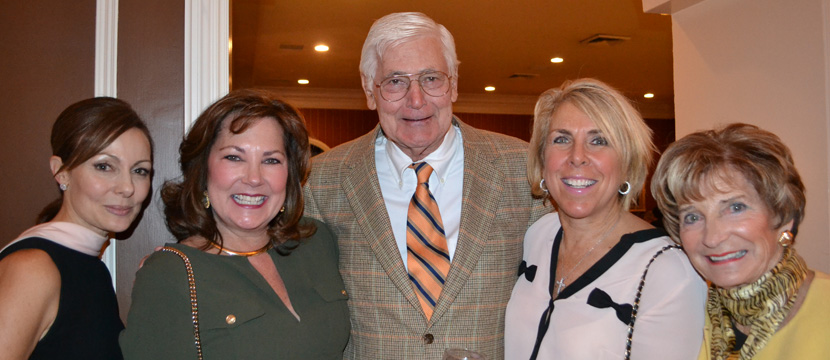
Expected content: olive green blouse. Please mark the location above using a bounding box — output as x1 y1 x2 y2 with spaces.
120 218 350 359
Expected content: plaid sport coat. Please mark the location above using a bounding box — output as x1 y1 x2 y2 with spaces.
303 118 549 360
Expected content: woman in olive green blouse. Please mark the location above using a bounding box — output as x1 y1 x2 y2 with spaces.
120 90 350 359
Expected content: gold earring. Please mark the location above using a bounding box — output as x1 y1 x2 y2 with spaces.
279 206 285 213
777 230 794 247
203 191 211 209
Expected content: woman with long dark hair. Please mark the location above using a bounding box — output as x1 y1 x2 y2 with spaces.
0 97 153 359
121 90 349 359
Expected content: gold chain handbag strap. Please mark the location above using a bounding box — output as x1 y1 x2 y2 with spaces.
160 247 203 360
624 244 681 360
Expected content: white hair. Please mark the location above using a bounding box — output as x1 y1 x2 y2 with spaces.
359 12 460 90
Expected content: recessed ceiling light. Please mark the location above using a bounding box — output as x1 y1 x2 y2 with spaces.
314 44 329 52
644 93 654 98
298 79 310 85
550 57 564 63
484 86 496 92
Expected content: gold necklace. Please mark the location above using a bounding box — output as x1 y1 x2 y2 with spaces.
209 241 273 257
555 215 621 295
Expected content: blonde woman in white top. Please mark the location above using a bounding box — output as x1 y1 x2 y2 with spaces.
505 78 705 360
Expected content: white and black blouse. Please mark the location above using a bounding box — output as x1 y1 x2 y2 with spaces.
505 213 706 360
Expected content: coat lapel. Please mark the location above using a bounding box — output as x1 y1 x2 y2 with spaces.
430 119 504 325
340 127 422 311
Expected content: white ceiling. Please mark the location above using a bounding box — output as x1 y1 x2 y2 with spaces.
231 0 674 118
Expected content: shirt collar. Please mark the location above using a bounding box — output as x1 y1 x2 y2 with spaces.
381 125 461 188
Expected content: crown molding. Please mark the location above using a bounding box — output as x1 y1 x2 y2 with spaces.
642 0 706 14
257 86 674 119
260 86 539 115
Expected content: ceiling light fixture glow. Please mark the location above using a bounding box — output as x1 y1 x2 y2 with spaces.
298 79 310 85
484 86 496 92
644 93 654 98
314 44 329 52
550 57 564 63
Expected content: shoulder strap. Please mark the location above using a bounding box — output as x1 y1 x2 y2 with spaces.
160 246 203 360
624 244 681 360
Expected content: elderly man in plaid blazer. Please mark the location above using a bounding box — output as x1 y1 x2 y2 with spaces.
303 12 549 360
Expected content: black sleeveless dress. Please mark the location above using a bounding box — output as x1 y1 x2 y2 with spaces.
0 237 124 359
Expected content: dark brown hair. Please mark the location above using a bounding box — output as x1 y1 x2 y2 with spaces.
161 89 314 254
651 123 806 243
38 97 153 223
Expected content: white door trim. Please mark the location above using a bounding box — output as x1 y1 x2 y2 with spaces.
184 0 230 131
95 0 119 289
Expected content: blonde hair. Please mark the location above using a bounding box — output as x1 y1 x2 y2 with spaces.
528 78 655 210
651 123 805 243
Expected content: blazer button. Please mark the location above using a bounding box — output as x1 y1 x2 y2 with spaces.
226 314 237 325
422 333 434 344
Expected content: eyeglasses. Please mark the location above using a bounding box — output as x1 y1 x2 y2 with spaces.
374 71 452 102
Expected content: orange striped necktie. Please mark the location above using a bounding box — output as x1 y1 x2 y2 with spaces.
406 162 451 320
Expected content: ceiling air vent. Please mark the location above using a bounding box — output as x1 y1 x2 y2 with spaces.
580 34 631 46
508 73 539 79
279 44 304 50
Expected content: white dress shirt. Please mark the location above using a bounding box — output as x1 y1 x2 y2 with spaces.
375 125 464 270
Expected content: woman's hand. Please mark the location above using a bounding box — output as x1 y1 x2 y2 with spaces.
137 246 164 269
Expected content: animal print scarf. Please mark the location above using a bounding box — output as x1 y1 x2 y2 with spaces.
706 247 808 359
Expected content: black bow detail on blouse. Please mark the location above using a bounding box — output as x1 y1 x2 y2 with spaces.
587 288 633 325
518 260 537 282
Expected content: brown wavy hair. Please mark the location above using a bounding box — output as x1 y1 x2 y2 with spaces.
161 89 314 254
38 97 153 224
651 123 806 243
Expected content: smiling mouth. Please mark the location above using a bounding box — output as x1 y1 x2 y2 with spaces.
232 194 266 206
562 178 597 189
402 115 432 121
708 250 747 263
106 205 134 216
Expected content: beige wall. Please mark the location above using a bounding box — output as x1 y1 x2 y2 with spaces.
658 0 830 272
0 0 96 245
